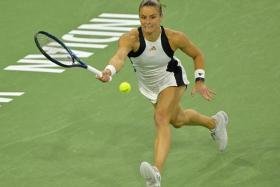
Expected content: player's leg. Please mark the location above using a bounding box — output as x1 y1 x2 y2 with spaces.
170 104 229 151
170 106 216 129
140 86 184 187
153 86 186 172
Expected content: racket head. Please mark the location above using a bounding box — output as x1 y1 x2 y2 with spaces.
34 31 86 68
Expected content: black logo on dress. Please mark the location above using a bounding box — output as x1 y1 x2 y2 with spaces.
149 46 156 52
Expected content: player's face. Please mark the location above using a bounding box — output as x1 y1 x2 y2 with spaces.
139 6 161 34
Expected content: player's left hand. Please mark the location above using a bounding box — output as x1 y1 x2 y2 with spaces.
191 81 216 101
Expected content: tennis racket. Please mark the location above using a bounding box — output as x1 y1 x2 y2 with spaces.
34 31 111 80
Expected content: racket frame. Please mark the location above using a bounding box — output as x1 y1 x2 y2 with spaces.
34 31 103 78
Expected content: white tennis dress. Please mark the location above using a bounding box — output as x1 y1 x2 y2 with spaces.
128 26 190 103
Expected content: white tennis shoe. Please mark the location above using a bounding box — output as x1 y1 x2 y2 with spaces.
211 111 229 151
140 161 161 187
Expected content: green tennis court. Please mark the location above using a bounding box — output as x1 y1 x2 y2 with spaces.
0 0 279 186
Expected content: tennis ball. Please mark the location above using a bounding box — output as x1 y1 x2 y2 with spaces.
119 82 131 93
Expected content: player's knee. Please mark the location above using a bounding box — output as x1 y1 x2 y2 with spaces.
154 109 170 127
170 109 192 128
170 117 183 128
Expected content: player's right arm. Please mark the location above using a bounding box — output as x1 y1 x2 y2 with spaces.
98 30 137 82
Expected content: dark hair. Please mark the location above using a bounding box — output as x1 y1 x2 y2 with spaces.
139 0 163 16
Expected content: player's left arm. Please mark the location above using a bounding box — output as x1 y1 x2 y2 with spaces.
173 31 205 70
172 31 215 101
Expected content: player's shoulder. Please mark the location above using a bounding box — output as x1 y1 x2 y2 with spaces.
120 28 139 43
164 27 186 40
164 27 190 49
118 29 139 50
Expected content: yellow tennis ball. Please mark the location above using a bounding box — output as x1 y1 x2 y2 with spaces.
119 82 131 93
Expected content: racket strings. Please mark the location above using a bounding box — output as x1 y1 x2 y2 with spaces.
37 34 74 66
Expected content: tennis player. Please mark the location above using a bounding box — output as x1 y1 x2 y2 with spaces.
98 0 228 186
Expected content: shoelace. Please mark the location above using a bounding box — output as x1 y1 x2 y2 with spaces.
210 126 217 140
146 168 161 186
211 131 216 140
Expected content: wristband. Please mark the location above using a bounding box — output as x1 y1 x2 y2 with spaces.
194 69 205 82
105 64 116 76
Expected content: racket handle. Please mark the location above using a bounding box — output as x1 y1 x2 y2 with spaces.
87 65 112 81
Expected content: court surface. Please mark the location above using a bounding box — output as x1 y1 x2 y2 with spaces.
0 0 279 186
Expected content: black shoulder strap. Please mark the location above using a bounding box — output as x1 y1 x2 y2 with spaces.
161 26 174 58
128 27 146 58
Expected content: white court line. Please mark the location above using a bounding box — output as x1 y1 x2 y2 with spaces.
0 92 24 96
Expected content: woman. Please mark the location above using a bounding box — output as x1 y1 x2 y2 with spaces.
98 0 228 186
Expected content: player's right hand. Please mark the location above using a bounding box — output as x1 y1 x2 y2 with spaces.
97 69 112 82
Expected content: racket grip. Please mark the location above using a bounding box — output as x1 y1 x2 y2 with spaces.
87 65 112 82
